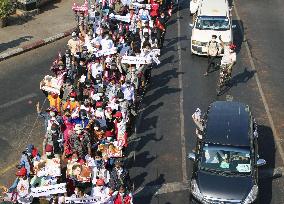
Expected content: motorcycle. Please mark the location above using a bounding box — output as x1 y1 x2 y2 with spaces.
216 63 232 95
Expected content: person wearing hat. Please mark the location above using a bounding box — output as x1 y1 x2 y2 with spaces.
63 91 80 112
37 102 64 132
69 124 91 159
205 34 220 76
155 11 167 48
43 123 63 155
68 32 80 55
91 178 111 201
109 160 131 191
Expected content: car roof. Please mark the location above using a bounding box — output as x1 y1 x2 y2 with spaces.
204 101 251 147
198 0 229 17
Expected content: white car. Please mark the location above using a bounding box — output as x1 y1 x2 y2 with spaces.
190 0 235 56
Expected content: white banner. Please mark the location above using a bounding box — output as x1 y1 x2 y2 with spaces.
31 183 66 197
114 15 131 23
95 47 117 57
65 196 101 204
132 3 151 10
121 56 150 64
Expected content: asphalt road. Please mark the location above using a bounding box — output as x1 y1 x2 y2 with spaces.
0 0 284 203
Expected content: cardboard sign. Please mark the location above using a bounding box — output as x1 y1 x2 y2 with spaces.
114 15 131 23
121 56 150 64
31 183 67 197
40 75 62 94
95 47 117 57
65 196 101 204
132 3 151 9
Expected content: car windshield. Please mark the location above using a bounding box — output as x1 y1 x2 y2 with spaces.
199 144 251 175
195 16 230 30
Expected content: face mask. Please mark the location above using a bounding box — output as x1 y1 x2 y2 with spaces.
50 112 55 117
98 186 104 190
72 158 78 163
96 80 101 83
81 116 86 120
70 97 75 102
80 63 84 66
119 192 125 196
97 108 103 111
76 130 82 135
72 37 77 41
86 85 91 88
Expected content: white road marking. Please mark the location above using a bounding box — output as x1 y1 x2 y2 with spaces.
233 1 284 165
177 3 188 183
134 181 190 197
0 93 37 109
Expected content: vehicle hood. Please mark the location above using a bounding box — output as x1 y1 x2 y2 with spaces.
196 171 253 201
192 29 232 43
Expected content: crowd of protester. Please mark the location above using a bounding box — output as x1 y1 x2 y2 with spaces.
1 0 173 203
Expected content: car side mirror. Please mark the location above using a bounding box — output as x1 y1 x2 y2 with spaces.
188 152 196 161
189 23 193 28
232 25 237 29
256 159 266 167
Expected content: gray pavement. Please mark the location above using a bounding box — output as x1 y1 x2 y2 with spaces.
0 0 81 56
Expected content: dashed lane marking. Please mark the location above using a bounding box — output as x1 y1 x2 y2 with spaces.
0 93 37 109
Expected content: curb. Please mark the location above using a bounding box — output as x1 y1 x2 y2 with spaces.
0 27 76 62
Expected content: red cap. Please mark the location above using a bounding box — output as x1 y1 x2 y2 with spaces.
229 43 236 50
105 131 114 137
115 112 122 118
16 167 27 177
70 91 77 97
96 178 105 186
45 144 53 153
96 101 103 107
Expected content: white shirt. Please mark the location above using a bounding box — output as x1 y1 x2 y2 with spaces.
221 47 237 65
90 63 103 78
121 85 135 101
101 38 114 50
91 186 110 201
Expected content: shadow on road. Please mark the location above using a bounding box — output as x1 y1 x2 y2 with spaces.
0 36 33 53
258 125 275 204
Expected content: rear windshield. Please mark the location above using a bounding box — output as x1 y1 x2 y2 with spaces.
195 16 230 31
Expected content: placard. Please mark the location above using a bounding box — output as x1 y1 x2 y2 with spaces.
30 183 66 197
121 56 150 64
65 196 101 204
95 47 118 57
132 3 151 10
114 15 131 23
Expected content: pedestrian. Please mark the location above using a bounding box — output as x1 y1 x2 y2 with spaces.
204 34 220 76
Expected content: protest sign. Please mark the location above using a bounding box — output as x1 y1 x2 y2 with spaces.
31 183 66 197
114 15 131 23
121 56 150 64
40 75 62 94
65 196 101 204
95 47 117 57
132 3 151 9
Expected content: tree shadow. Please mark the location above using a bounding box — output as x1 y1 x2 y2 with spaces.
133 174 166 203
0 36 33 53
164 36 188 48
257 125 275 204
129 151 156 168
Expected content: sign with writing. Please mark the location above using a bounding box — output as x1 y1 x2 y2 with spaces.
114 15 131 23
95 47 117 57
132 3 151 10
31 183 66 197
65 196 101 203
121 56 150 64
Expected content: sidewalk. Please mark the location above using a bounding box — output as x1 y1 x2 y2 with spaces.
0 0 82 60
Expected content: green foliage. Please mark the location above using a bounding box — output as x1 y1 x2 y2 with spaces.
0 0 12 19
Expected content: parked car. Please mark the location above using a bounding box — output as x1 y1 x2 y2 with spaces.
188 101 266 204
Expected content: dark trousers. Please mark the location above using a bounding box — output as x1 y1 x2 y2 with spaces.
157 29 166 48
207 55 217 73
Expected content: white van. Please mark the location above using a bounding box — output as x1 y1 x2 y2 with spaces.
190 0 234 56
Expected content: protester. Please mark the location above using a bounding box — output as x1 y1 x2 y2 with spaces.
4 0 172 202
